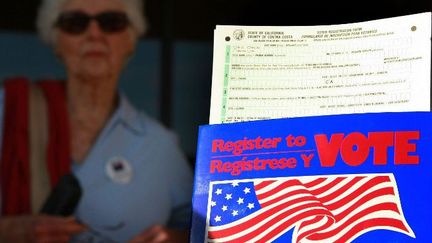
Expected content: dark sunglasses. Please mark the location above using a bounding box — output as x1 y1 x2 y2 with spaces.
55 11 130 34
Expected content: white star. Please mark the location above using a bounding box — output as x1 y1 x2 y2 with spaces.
247 203 255 209
214 215 221 222
237 197 244 204
243 187 251 194
225 193 232 200
232 181 239 187
215 188 222 195
232 210 239 216
210 201 216 207
222 205 228 211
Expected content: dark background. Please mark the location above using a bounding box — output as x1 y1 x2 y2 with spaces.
1 0 430 40
0 0 430 163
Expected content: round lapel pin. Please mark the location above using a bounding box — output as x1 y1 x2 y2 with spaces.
105 157 133 184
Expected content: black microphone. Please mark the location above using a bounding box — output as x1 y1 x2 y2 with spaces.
40 173 82 216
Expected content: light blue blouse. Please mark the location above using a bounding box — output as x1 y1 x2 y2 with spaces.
0 91 193 242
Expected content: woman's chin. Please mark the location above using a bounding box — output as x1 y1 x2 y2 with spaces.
79 62 112 79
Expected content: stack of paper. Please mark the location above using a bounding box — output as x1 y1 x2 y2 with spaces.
209 12 431 124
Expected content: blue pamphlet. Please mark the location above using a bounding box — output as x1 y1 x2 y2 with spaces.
191 112 432 242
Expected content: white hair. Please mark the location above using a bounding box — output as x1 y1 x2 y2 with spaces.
36 0 148 45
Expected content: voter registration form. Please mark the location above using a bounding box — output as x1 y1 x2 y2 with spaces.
209 12 431 124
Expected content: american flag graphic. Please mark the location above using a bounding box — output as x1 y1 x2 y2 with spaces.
206 173 415 242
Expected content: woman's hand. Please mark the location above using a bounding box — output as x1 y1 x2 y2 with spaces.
129 225 189 243
0 215 86 243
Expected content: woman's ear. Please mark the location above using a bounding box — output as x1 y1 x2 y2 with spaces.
127 30 138 56
51 32 65 61
53 44 65 62
122 31 138 66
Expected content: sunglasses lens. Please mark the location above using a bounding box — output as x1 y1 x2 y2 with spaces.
55 11 130 34
56 12 90 34
96 12 130 33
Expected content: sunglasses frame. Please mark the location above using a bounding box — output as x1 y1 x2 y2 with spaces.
55 11 131 34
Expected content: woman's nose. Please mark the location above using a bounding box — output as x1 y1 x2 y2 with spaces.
86 20 104 39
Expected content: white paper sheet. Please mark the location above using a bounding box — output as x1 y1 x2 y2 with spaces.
209 12 431 124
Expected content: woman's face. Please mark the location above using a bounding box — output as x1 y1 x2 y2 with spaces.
55 0 135 81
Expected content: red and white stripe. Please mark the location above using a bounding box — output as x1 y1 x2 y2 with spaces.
206 173 415 243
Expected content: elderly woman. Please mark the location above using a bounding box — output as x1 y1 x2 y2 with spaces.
0 0 192 242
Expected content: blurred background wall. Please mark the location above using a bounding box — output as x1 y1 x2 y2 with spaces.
0 0 430 165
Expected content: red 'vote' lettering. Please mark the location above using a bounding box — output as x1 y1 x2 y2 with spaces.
314 131 419 167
